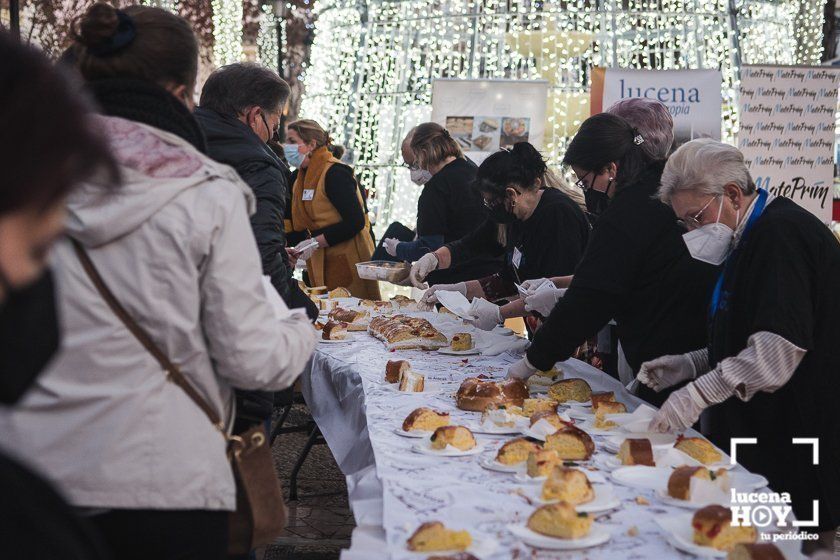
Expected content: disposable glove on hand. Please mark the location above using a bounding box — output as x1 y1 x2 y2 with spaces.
648 383 707 433
410 253 438 287
420 282 467 304
383 238 400 257
520 277 552 294
466 298 502 331
292 239 319 262
507 356 538 380
637 353 696 392
524 285 566 317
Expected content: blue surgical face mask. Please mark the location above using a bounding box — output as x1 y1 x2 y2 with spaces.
283 144 305 168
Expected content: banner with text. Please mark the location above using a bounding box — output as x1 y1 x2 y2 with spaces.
738 65 840 222
591 68 722 143
431 79 549 165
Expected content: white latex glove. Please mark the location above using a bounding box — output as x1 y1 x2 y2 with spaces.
648 383 706 433
520 277 552 294
524 285 566 317
292 239 319 262
383 238 400 257
466 298 502 331
637 354 696 393
507 356 538 380
410 253 438 287
420 282 467 304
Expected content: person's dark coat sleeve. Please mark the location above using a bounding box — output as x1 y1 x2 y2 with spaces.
236 160 291 299
446 219 503 265
310 165 366 246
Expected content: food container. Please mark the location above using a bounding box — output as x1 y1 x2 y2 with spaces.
355 260 410 283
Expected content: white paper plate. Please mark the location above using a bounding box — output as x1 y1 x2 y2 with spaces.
655 513 733 558
527 483 620 512
468 422 524 435
437 347 481 356
576 420 619 436
493 326 514 336
411 440 484 457
393 427 430 439
318 338 353 344
655 488 730 510
507 523 611 550
519 426 553 442
594 455 622 471
604 433 678 453
565 408 594 421
513 472 547 484
565 401 592 409
402 535 498 558
383 382 441 394
669 446 736 471
478 456 526 473
610 466 671 490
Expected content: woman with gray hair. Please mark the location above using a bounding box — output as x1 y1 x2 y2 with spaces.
640 138 840 538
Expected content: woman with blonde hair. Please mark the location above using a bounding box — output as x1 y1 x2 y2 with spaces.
387 122 500 285
285 119 379 298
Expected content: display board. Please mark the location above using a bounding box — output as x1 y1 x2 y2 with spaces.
431 79 549 165
591 67 722 143
738 65 840 222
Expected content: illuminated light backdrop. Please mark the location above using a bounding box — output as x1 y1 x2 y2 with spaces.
298 0 824 235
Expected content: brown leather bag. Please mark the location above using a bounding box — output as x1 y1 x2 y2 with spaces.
73 240 287 553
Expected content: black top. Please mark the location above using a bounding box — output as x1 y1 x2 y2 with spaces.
526 162 719 406
0 451 110 560
288 165 366 247
447 188 590 293
416 158 502 284
704 196 840 531
194 107 292 300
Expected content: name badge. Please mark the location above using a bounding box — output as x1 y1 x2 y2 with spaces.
512 247 523 269
302 189 315 201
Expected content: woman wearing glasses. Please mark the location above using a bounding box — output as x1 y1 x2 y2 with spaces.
388 122 500 285
411 142 589 331
507 110 718 407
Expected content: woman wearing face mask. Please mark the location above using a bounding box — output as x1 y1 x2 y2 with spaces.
415 143 589 330
403 122 502 286
0 5 317 560
285 119 380 298
0 30 116 560
506 113 718 407
638 139 840 543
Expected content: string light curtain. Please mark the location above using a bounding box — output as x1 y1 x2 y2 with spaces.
299 0 823 234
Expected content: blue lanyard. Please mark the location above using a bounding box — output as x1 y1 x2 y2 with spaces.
709 189 769 319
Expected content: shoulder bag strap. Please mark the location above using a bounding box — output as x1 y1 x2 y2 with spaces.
72 239 225 433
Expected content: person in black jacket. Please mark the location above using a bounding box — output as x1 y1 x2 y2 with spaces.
507 112 719 407
417 142 590 331
195 62 317 320
196 63 317 432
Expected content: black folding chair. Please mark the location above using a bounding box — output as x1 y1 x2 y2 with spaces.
270 387 326 501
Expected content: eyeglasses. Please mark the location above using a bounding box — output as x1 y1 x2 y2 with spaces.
677 196 718 230
482 186 521 209
401 162 420 171
574 171 594 190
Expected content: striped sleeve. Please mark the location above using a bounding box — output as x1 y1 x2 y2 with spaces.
693 331 806 405
686 348 710 377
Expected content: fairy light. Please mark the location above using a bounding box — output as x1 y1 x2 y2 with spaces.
256 4 280 68
211 0 243 65
300 0 824 235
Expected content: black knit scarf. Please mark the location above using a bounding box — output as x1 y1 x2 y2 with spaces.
88 78 207 154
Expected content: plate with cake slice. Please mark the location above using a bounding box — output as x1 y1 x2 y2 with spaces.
392 427 431 439
508 502 611 550
411 426 485 457
604 432 677 453
655 510 770 558
437 347 481 356
526 483 621 513
478 456 526 473
411 440 485 457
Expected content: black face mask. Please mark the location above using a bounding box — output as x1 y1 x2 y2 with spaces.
0 268 60 405
584 178 614 217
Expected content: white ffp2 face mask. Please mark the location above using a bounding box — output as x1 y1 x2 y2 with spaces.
682 197 736 266
410 168 433 185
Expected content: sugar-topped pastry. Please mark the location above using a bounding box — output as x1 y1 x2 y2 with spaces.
527 502 593 539
456 378 528 412
590 391 616 408
406 521 472 552
547 378 592 403
593 400 627 429
541 466 595 504
522 398 558 416
402 407 450 432
321 320 347 340
675 436 723 465
398 370 425 392
544 424 595 460
385 359 410 383
496 437 542 465
328 286 351 298
480 404 520 427
450 333 473 351
430 426 476 451
617 438 655 466
527 449 563 478
692 505 757 551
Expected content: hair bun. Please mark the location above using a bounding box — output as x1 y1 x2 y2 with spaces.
77 3 120 49
510 141 547 174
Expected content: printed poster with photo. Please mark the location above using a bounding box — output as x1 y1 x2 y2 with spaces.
432 79 548 164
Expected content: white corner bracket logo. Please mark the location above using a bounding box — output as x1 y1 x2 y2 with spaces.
728 437 821 542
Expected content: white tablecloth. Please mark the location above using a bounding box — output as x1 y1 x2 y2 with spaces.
302 313 776 559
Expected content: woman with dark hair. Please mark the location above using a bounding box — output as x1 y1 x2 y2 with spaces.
0 5 316 560
415 142 590 330
285 118 379 298
506 113 718 407
0 29 115 560
402 122 501 286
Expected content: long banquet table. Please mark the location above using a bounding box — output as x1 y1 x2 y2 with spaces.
301 309 778 559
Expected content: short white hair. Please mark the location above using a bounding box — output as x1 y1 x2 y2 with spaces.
659 138 755 204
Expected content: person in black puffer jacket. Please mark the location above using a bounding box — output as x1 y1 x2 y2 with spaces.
196 63 317 431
